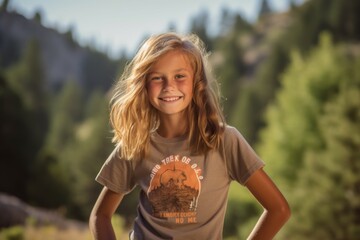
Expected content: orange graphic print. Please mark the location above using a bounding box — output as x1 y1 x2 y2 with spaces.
148 155 202 224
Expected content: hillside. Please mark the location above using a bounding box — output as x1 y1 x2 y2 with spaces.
0 9 119 93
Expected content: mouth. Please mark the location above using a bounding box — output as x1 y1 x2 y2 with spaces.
159 96 182 102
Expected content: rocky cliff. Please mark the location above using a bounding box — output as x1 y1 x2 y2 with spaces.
0 9 118 92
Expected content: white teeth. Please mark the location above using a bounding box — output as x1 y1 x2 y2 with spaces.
161 97 180 102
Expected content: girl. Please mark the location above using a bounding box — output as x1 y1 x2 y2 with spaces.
89 32 290 240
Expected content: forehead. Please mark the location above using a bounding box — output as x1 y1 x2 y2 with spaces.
150 50 194 72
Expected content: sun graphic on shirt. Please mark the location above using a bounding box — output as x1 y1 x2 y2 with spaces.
148 158 202 218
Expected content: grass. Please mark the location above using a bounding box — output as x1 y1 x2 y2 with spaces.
0 215 129 240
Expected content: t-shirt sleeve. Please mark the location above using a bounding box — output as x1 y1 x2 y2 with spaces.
224 126 265 185
95 147 137 194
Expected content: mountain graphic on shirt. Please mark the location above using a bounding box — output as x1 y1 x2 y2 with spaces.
148 160 201 218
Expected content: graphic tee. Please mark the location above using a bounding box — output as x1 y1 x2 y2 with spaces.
96 126 265 240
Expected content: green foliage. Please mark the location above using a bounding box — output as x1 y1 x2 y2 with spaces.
286 0 360 52
1 2 360 239
258 33 345 185
286 82 360 239
6 39 48 152
111 214 127 238
0 73 29 199
240 38 290 144
230 82 264 143
65 91 114 219
0 226 24 240
27 147 72 208
46 80 83 151
258 33 360 239
215 33 245 118
2 39 48 201
0 214 129 240
224 198 260 238
6 40 46 112
224 183 262 239
236 0 360 147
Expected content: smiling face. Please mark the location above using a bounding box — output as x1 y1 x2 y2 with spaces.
146 50 194 118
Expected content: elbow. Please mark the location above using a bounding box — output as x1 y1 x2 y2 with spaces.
281 203 291 222
266 201 291 223
276 201 291 223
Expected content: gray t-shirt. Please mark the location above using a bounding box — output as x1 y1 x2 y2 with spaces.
96 126 264 240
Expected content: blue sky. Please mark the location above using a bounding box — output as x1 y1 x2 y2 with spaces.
9 0 300 57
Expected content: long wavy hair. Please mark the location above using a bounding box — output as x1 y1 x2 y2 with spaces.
110 32 226 159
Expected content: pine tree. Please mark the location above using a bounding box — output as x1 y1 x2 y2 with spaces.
26 80 83 208
287 77 360 239
64 91 113 219
0 73 29 199
189 9 213 51
0 0 9 12
45 80 82 151
257 33 360 239
258 0 272 20
215 33 245 118
7 39 48 148
5 39 48 201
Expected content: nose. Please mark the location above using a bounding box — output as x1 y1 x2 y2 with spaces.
163 78 175 91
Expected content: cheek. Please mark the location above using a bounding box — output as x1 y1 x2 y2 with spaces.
147 84 159 97
186 83 194 96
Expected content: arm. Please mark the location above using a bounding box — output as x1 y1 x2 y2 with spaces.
245 168 291 240
89 186 124 240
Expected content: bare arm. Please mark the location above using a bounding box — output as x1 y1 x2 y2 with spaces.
245 168 291 240
89 187 124 240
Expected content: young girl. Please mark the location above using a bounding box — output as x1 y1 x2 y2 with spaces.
89 32 290 240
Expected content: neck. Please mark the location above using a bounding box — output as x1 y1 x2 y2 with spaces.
157 113 188 139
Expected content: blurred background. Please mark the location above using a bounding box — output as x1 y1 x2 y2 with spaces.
0 0 359 239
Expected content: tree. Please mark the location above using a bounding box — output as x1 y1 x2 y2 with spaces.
257 33 360 239
0 0 9 12
33 10 42 25
289 0 298 10
5 39 48 201
45 80 83 151
286 76 360 239
6 39 48 148
26 80 83 208
230 83 263 143
63 91 113 219
214 33 245 118
258 0 272 20
218 7 233 36
189 9 213 51
82 49 118 97
218 8 252 36
0 73 29 199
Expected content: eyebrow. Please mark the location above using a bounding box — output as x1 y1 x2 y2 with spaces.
148 68 191 75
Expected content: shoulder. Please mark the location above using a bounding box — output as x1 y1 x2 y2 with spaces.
221 125 255 154
222 125 244 143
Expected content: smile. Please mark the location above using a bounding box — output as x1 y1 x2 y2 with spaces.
159 97 182 102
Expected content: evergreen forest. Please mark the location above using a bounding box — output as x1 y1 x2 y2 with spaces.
0 0 359 239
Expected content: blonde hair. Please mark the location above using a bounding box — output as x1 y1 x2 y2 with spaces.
110 32 225 159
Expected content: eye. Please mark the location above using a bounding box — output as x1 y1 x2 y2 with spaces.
175 74 185 80
150 76 162 81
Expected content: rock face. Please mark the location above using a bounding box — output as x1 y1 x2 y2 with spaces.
0 10 87 88
0 193 86 229
0 9 119 93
